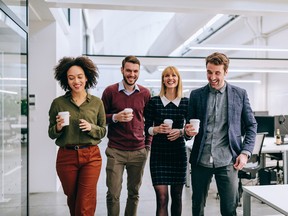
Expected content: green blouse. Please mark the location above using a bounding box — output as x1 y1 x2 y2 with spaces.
48 91 106 147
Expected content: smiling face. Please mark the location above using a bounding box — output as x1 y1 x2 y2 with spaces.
67 65 87 93
163 70 179 90
159 66 182 98
121 62 139 87
206 63 227 90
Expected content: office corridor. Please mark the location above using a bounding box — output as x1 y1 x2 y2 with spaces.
29 136 283 216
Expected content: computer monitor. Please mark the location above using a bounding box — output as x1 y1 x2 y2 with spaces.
255 116 275 137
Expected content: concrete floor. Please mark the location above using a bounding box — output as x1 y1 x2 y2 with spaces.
28 137 284 216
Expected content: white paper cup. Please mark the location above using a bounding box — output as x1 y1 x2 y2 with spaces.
124 108 133 113
190 119 200 132
58 111 70 126
164 119 173 128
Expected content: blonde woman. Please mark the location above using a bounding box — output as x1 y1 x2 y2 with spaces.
144 66 189 216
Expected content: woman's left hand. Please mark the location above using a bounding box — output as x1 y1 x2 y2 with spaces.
167 129 181 141
79 119 91 132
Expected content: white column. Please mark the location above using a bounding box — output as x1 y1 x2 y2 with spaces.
29 21 59 192
28 9 83 192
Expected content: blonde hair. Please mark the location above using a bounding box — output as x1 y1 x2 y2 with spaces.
159 66 183 98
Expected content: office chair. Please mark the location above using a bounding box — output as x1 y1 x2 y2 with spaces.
265 153 283 184
237 133 266 206
267 153 282 171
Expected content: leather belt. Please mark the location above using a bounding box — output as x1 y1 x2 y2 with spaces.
64 145 90 150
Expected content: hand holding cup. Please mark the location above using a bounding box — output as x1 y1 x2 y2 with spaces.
56 111 70 132
185 119 200 137
160 119 173 134
121 108 133 122
189 119 200 132
164 119 173 128
58 111 70 126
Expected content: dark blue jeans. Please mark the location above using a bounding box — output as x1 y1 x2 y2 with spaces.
191 164 238 216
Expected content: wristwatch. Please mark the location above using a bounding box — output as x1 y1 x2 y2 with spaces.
179 129 183 137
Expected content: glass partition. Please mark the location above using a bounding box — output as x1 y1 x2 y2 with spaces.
0 3 28 215
1 0 27 25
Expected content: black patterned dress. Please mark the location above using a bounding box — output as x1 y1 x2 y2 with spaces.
144 96 189 185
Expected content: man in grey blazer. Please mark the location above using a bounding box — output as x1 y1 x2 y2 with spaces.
185 52 257 216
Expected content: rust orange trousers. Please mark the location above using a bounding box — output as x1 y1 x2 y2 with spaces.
56 145 102 216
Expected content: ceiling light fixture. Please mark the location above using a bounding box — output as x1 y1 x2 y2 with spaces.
157 66 288 73
0 89 18 95
171 14 224 56
144 79 261 84
0 77 27 81
187 14 224 43
188 45 288 52
182 68 288 73
143 85 203 88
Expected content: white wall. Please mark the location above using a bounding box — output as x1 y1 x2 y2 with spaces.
29 21 59 192
267 73 288 116
29 9 83 192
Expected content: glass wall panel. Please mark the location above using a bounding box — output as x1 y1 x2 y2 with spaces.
0 5 28 216
1 0 27 25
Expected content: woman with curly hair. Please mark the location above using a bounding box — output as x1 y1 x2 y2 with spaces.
48 56 106 216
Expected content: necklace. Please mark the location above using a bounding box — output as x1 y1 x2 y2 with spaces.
72 93 87 103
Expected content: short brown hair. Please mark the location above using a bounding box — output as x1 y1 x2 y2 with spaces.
54 56 99 91
121 55 140 68
206 52 230 72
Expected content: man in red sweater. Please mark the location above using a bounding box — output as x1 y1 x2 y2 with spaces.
101 55 152 216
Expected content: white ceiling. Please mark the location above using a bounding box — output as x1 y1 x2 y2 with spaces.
29 0 288 56
28 0 288 78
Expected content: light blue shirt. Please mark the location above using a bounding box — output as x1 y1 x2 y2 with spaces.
118 80 140 95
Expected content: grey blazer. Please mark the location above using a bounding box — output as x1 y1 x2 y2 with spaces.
188 82 257 166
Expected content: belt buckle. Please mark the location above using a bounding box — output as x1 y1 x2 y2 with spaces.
74 145 79 150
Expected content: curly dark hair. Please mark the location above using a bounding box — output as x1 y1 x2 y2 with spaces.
205 52 230 72
54 56 99 91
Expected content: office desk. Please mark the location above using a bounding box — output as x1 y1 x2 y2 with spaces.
243 185 288 216
185 137 288 186
261 137 288 183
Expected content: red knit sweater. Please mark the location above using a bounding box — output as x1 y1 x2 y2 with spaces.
101 83 152 150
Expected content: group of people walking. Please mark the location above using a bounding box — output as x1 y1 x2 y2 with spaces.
48 52 257 216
